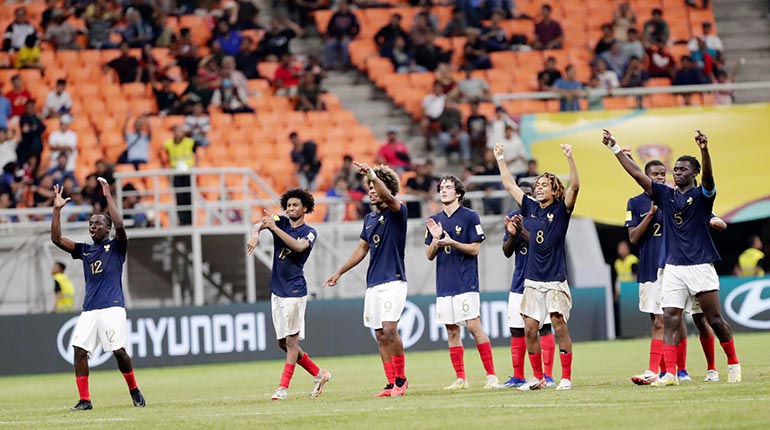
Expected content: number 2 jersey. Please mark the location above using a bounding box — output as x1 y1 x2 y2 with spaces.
625 192 665 283
520 197 570 282
71 238 127 311
269 215 317 298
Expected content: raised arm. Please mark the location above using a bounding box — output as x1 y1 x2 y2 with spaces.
51 184 76 253
603 129 652 195
323 239 370 287
493 143 524 205
695 130 714 192
628 201 656 245
355 161 401 212
561 144 580 212
98 177 126 241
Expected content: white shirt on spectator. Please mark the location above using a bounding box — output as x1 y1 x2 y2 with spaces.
0 138 17 168
422 93 446 119
687 35 723 53
598 70 620 89
494 132 528 176
48 130 78 171
486 115 518 147
184 115 211 136
43 90 73 118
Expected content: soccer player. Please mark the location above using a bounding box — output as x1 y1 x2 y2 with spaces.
246 189 331 401
494 142 580 391
324 162 409 397
501 181 557 388
424 175 500 390
603 129 741 386
50 177 145 411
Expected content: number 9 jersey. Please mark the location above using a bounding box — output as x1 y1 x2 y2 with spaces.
625 192 665 284
520 196 570 283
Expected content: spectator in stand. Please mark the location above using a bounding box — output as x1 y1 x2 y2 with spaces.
481 10 510 52
172 28 200 80
414 1 440 32
119 112 151 169
212 78 254 114
622 28 645 62
235 37 260 79
184 103 210 148
643 8 669 45
7 75 32 119
688 22 723 54
463 28 492 70
84 0 119 49
18 100 45 165
620 56 649 108
600 41 629 78
386 36 423 73
435 63 460 100
470 149 503 214
3 7 38 52
376 127 412 174
47 153 77 187
466 101 488 160
41 0 63 31
221 56 248 92
104 43 141 84
305 55 326 87
458 68 491 102
404 161 436 219
14 34 42 71
375 13 410 55
690 36 718 78
415 32 453 72
410 14 433 49
139 43 167 83
323 1 360 70
295 73 326 112
442 7 468 38
121 182 152 228
595 58 620 89
289 132 321 191
43 79 73 119
516 158 539 183
595 24 616 57
533 4 564 50
0 128 18 168
537 56 562 90
160 125 198 226
673 56 707 105
32 174 56 209
612 2 637 42
713 58 744 106
335 155 363 189
437 101 471 164
258 17 304 61
44 9 81 50
198 53 224 89
325 176 351 222
486 105 515 148
584 75 606 111
552 64 583 112
151 76 182 116
422 81 446 147
274 54 301 97
645 41 676 79
213 20 243 57
123 7 154 48
182 75 214 111
0 85 10 130
289 0 321 29
496 124 528 177
48 114 78 171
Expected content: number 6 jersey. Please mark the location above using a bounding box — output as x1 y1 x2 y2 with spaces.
71 238 128 311
520 196 571 282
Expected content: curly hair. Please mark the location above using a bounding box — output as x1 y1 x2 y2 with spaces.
280 188 315 214
534 172 565 202
676 155 701 175
370 164 400 196
436 175 465 201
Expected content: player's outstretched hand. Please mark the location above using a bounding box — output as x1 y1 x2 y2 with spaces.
493 143 505 160
246 235 259 256
427 218 444 239
560 144 573 158
97 177 110 195
602 128 617 149
53 184 70 209
695 130 708 149
323 272 341 288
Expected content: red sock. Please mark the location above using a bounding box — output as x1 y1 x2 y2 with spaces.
392 354 406 379
659 352 667 374
279 363 295 389
76 376 90 401
560 352 573 381
511 337 526 380
383 361 395 385
528 352 543 379
676 338 688 372
649 339 664 373
541 333 555 377
700 336 716 370
720 338 739 365
122 370 138 391
476 342 495 376
663 344 677 375
449 346 466 379
297 353 320 377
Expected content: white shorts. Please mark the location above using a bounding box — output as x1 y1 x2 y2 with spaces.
363 281 407 329
520 280 572 328
436 292 480 326
71 307 127 354
639 269 664 315
661 263 719 311
271 294 307 340
508 292 552 328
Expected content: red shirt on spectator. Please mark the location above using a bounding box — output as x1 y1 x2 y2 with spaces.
7 89 31 117
376 140 411 170
645 47 676 78
274 65 299 88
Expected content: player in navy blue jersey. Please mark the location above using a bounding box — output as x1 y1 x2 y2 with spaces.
501 181 557 388
246 189 331 401
424 175 500 390
50 177 145 411
324 163 409 397
603 129 741 386
494 142 580 391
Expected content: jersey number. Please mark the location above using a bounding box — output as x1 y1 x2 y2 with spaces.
372 234 381 248
652 223 662 236
278 248 292 260
444 245 452 254
105 329 115 343
673 213 683 225
520 244 528 255
90 260 103 275
535 230 545 244
462 300 470 313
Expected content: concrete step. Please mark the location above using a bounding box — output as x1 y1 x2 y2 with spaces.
720 35 770 50
716 19 770 35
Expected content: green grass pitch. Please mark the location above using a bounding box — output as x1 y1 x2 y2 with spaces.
2 333 769 429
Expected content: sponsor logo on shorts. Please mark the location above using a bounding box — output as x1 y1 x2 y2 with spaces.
725 279 770 329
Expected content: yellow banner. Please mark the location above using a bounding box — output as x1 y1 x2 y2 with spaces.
520 103 770 225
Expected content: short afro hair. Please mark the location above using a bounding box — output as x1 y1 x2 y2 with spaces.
644 159 665 174
280 188 315 214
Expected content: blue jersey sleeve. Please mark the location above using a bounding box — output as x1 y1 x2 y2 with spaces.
624 197 640 228
305 227 317 249
424 225 434 246
466 210 485 244
702 185 716 198
520 196 537 217
71 242 84 260
650 182 669 207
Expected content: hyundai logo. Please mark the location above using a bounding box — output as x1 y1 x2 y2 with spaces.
57 317 114 367
725 280 770 330
370 300 425 349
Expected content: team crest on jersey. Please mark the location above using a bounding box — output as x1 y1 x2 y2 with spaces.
378 215 385 224
455 225 462 234
687 197 693 205
547 213 554 223
104 244 111 252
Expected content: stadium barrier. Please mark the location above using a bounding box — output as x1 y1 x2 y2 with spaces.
0 290 607 376
618 276 770 338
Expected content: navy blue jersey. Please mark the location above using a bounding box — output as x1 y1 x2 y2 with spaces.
360 203 408 287
269 216 317 298
425 206 486 297
503 210 528 294
651 182 720 265
625 192 665 283
71 238 127 311
520 197 571 282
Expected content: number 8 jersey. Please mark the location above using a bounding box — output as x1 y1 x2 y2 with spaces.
625 192 665 283
71 238 128 311
520 196 570 282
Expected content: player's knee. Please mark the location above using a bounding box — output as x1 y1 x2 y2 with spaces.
74 346 88 360
510 327 525 338
538 324 552 336
706 313 725 329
